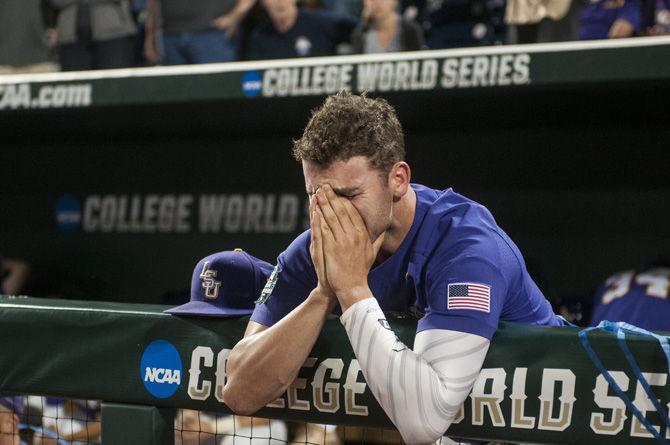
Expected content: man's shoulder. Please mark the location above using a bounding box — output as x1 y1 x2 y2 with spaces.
415 184 499 243
278 230 313 269
413 185 513 271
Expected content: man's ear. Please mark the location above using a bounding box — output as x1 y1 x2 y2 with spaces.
388 162 411 200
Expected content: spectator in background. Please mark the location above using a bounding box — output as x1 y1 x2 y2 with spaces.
641 0 670 34
50 0 138 71
319 0 363 19
245 0 357 60
505 0 585 43
590 259 670 331
0 256 31 295
0 0 59 74
0 398 21 445
131 0 150 65
144 0 256 65
351 0 424 53
41 399 101 445
579 0 641 40
406 0 506 49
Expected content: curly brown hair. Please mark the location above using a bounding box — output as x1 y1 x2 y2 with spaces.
292 91 405 175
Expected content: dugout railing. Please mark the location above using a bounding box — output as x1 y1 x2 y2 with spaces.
0 296 669 444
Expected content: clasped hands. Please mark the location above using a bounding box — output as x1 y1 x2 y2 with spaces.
309 184 385 312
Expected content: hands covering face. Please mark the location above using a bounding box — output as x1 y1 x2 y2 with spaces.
309 184 385 309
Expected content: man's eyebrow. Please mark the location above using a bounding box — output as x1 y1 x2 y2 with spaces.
331 186 359 196
305 186 359 196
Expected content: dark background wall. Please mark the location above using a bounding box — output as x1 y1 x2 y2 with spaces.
2 80 669 305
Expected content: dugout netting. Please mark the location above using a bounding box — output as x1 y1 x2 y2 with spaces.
1 396 101 445
1 297 668 445
2 397 472 445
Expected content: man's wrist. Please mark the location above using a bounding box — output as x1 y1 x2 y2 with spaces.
308 287 338 312
336 285 373 312
339 296 378 328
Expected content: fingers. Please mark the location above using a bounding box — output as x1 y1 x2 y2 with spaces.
340 197 367 234
316 206 336 252
371 231 386 257
310 197 324 270
319 185 368 238
324 185 359 230
315 187 345 240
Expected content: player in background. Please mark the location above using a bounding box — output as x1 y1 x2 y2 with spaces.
0 256 30 295
590 258 670 331
223 91 566 445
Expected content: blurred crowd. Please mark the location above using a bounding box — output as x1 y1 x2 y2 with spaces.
1 0 669 74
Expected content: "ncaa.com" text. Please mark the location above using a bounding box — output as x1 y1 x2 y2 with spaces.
0 83 92 110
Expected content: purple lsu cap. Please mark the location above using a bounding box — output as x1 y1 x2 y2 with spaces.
165 250 274 317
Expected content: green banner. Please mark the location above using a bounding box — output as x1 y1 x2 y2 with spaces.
1 38 670 110
0 297 668 444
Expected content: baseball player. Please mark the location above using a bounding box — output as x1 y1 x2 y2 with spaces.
590 259 670 331
223 92 566 445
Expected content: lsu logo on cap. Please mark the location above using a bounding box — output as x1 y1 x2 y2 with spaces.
200 261 221 300
255 264 281 304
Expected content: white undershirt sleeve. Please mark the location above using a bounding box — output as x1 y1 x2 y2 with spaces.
340 298 490 445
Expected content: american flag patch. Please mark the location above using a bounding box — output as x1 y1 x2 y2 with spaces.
447 283 491 313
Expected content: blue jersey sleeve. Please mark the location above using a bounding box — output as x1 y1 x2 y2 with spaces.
418 254 507 340
618 0 641 32
250 231 317 327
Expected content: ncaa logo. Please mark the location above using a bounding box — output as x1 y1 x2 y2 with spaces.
200 261 221 300
242 71 262 97
55 195 81 232
140 340 182 398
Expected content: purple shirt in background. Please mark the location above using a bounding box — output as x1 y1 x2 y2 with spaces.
0 396 24 416
590 267 670 332
251 184 562 340
580 0 641 40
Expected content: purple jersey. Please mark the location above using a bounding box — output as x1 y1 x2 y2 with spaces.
0 396 24 416
590 267 670 331
579 0 641 40
252 185 562 339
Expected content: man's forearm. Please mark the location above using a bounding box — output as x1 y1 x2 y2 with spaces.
223 289 334 415
341 298 490 445
608 19 634 38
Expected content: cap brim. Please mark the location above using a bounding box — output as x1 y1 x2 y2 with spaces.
164 301 253 317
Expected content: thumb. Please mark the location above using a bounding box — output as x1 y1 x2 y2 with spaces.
371 231 385 258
